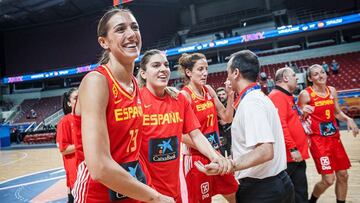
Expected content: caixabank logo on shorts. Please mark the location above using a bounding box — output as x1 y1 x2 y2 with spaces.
149 136 178 162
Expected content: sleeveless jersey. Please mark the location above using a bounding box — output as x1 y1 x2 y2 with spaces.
140 87 200 200
73 65 147 203
305 86 339 137
182 85 220 155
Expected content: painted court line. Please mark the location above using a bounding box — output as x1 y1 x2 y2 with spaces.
0 167 63 185
0 175 65 191
0 152 28 167
50 169 65 175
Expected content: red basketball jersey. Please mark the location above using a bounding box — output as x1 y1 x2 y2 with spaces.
305 86 339 137
140 87 200 200
182 86 220 155
56 114 78 188
73 65 148 203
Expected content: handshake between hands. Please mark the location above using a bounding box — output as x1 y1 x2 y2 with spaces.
194 155 235 176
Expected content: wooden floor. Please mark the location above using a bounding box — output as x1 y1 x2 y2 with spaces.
1 131 359 202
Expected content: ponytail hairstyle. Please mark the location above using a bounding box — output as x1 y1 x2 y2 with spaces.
137 49 178 98
306 64 323 86
97 8 133 64
177 52 206 84
137 49 163 88
62 88 78 115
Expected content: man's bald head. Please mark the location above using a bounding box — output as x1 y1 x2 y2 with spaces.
274 67 298 93
275 67 293 83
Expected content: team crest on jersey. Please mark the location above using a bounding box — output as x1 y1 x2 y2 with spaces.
191 93 197 100
310 92 316 98
149 136 178 162
112 84 118 98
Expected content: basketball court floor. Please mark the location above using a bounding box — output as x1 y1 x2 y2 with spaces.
1 131 359 203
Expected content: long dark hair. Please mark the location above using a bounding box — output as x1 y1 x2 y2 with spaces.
62 88 78 115
97 8 133 64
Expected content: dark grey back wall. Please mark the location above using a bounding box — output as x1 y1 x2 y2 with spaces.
2 5 180 77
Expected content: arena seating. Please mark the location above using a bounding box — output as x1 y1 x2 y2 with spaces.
12 96 62 124
22 132 56 144
0 100 13 111
264 52 360 91
12 98 40 124
170 51 360 91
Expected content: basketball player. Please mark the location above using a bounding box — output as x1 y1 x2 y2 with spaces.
137 49 233 203
178 53 238 203
72 8 174 203
298 64 359 203
56 87 78 203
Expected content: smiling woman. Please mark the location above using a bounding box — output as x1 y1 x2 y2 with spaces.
136 49 233 202
71 9 174 203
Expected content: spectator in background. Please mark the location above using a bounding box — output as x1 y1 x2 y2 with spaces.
30 109 37 118
331 59 340 74
290 62 300 73
56 87 79 203
322 61 329 74
259 72 268 94
267 75 275 93
216 86 232 156
260 72 267 81
269 67 310 203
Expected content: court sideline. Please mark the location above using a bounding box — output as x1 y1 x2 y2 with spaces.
1 131 359 202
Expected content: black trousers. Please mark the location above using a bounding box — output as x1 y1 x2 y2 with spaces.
286 161 308 203
236 170 295 203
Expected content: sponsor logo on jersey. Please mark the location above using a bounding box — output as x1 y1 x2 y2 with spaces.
109 160 147 201
320 122 337 136
205 131 220 150
149 136 178 162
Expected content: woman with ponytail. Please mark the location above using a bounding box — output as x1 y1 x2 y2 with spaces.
137 49 232 202
72 8 174 203
56 87 79 203
178 53 238 203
